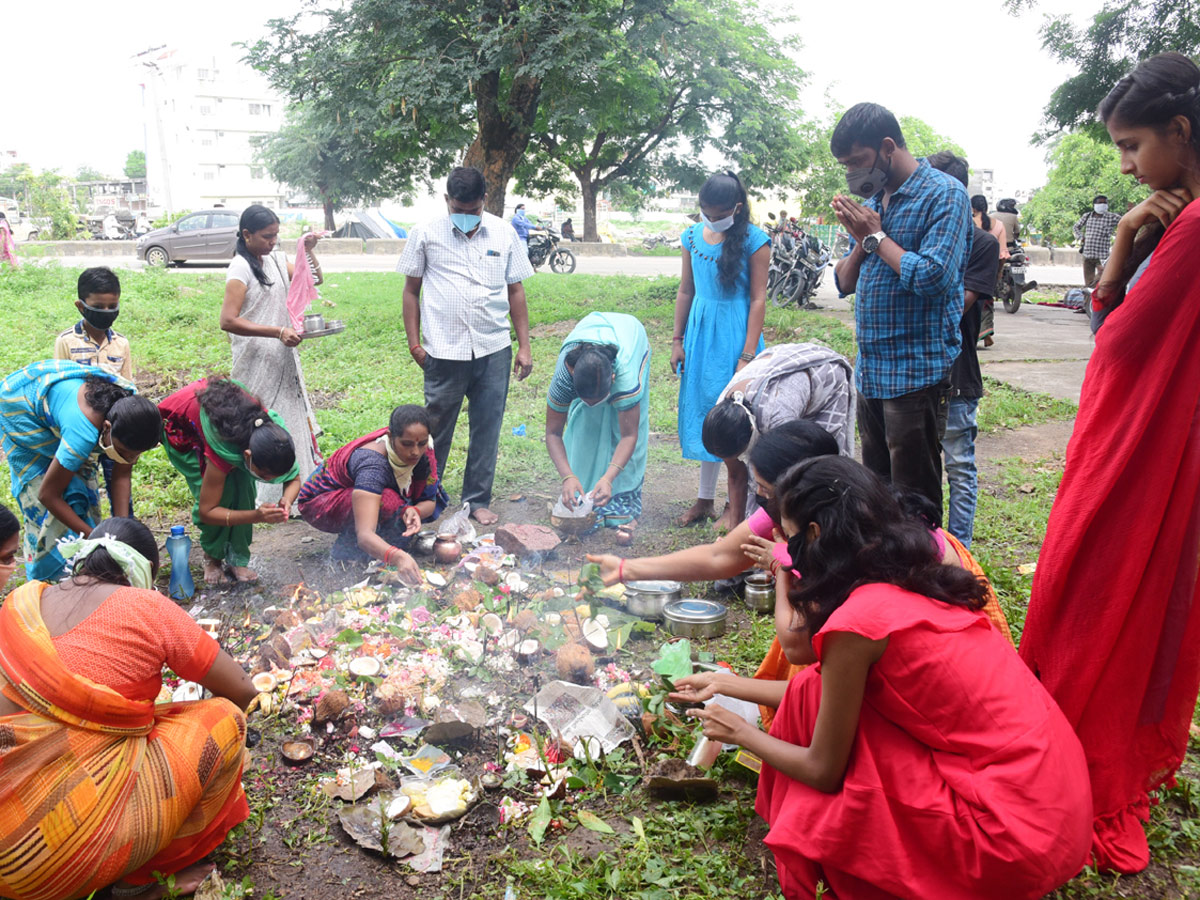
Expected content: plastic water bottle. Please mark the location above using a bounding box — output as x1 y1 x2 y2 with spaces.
166 525 195 600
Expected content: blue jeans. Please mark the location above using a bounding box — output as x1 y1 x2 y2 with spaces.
942 397 978 547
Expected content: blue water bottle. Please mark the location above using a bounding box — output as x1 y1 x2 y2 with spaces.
166 525 195 600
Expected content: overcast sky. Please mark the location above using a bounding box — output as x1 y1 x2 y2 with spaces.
7 0 1103 196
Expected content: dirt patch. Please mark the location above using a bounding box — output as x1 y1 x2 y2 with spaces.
976 419 1074 471
531 321 579 339
307 388 347 411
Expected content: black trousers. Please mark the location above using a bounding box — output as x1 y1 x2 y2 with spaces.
857 379 950 521
423 347 512 512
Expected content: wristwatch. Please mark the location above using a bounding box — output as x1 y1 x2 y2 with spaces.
862 231 887 254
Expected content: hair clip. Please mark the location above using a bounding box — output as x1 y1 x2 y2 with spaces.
254 417 265 428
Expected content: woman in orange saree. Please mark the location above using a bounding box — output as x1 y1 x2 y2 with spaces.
0 518 257 900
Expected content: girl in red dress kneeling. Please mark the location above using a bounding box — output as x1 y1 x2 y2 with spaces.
673 456 1091 900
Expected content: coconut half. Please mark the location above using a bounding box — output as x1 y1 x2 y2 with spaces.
251 672 278 693
582 618 608 652
349 657 383 677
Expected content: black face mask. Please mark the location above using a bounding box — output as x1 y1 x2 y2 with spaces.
786 531 807 569
80 302 119 330
754 493 770 511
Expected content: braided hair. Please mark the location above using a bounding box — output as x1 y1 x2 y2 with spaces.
698 171 751 290
1098 52 1200 295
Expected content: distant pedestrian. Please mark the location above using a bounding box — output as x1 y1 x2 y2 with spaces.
1073 194 1122 286
399 167 535 526
561 218 577 241
0 212 20 268
672 170 771 529
971 194 1005 348
830 102 971 518
931 153 1000 548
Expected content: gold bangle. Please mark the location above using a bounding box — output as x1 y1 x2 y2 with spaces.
278 326 285 341
225 510 231 528
562 474 576 483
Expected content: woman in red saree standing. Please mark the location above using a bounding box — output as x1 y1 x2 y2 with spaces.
0 518 257 900
1019 52 1200 873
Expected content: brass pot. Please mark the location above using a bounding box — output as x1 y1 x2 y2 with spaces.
433 533 462 564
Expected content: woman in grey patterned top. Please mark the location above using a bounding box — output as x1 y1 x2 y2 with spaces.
701 342 854 529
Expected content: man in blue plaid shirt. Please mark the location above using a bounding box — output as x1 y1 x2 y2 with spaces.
829 103 972 516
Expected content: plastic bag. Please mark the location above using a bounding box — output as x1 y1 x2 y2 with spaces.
552 491 595 519
438 502 477 543
651 639 693 682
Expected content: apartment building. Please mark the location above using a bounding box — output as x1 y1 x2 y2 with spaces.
138 46 287 213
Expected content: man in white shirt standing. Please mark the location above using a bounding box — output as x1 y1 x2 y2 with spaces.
399 167 535 526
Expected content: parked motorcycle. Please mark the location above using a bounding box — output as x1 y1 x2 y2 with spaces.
641 231 683 251
998 242 1038 313
769 227 830 309
528 227 576 274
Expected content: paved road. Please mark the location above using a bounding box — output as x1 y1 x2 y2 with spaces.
34 254 1091 401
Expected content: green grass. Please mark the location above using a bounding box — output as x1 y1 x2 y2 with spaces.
977 377 1077 434
0 264 847 529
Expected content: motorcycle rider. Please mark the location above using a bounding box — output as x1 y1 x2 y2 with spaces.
510 203 543 252
993 198 1021 247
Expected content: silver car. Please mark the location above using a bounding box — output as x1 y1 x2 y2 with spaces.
136 209 241 267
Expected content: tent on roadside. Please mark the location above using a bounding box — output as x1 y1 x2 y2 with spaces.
332 209 407 239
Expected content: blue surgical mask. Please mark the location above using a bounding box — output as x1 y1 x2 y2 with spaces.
701 212 736 233
450 213 482 234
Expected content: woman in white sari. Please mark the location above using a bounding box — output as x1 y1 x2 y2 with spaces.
220 205 322 505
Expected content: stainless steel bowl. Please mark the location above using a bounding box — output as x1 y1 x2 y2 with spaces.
623 580 683 620
662 598 728 639
743 572 775 613
303 313 325 332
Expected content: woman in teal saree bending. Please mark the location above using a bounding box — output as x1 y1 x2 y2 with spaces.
545 312 650 531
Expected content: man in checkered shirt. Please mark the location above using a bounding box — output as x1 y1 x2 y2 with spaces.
829 103 971 518
399 167 535 526
1073 195 1123 287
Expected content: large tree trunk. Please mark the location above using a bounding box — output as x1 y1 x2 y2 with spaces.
463 69 541 216
579 175 600 242
323 199 336 231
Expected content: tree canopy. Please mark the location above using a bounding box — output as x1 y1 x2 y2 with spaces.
516 0 808 240
1021 130 1147 244
248 0 615 216
124 150 147 179
791 113 966 221
255 103 427 229
1008 0 1200 139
